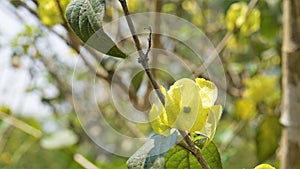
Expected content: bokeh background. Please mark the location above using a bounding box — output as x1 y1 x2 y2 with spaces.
0 0 284 168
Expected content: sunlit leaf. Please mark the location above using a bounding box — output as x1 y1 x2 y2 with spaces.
130 71 145 93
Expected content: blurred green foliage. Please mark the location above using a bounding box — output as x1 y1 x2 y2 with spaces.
1 0 282 168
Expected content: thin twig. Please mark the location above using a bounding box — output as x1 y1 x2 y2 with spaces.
119 0 145 62
118 0 165 105
145 26 152 57
74 153 100 169
0 111 42 138
118 1 210 168
179 130 211 169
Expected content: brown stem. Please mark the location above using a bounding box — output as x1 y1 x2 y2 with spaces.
118 0 165 105
178 130 211 169
118 1 210 168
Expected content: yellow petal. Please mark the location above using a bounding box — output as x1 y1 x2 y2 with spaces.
149 104 170 136
165 86 181 125
170 78 201 132
196 78 218 108
190 107 210 132
243 75 278 103
254 164 276 169
149 78 222 138
199 105 222 147
235 99 257 120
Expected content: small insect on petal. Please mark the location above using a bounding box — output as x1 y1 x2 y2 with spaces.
183 106 191 113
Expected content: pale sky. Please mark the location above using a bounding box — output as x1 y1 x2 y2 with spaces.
0 1 65 119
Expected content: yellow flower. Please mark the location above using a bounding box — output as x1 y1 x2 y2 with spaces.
226 2 260 35
254 164 276 169
149 78 222 137
243 75 279 104
235 99 257 120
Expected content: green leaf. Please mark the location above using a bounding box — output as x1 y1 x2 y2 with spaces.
166 142 222 169
166 145 201 169
259 1 280 40
256 115 281 162
130 71 145 93
126 132 178 169
66 0 127 58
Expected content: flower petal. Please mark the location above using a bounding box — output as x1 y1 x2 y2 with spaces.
196 78 218 107
149 104 170 136
190 107 210 132
170 78 201 132
165 85 181 125
200 105 222 146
